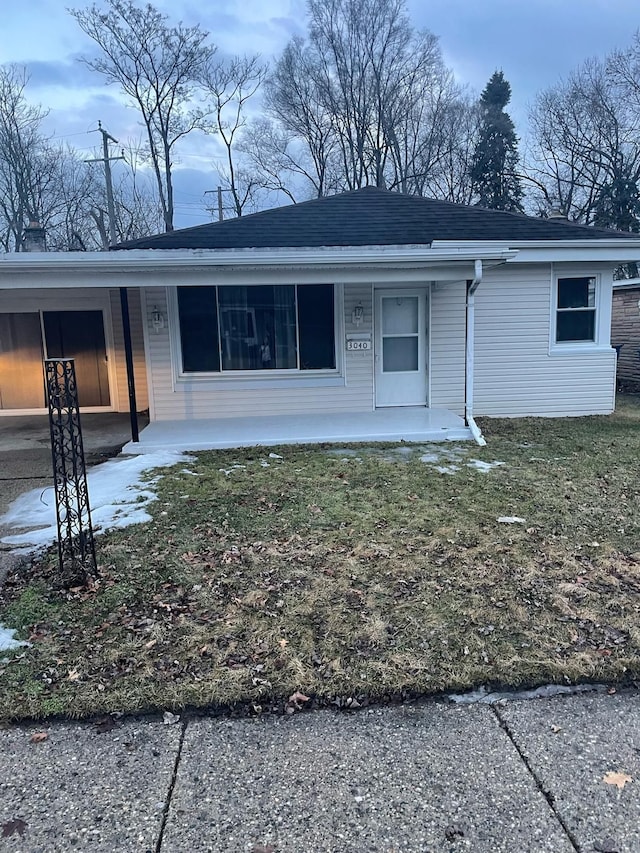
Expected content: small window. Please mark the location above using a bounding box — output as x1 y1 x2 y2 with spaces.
555 276 596 343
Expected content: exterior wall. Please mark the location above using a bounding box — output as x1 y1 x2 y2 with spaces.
612 286 640 388
0 287 148 414
142 283 375 421
108 288 149 411
429 281 466 415
474 263 617 417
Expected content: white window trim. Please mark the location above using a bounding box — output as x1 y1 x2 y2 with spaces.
169 283 345 385
549 269 612 354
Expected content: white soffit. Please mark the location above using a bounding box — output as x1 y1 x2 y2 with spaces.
0 245 518 289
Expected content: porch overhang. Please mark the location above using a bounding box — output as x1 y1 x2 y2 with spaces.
121 407 472 454
0 245 518 289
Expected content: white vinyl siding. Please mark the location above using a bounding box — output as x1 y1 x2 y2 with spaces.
142 283 374 420
108 288 149 412
473 263 617 417
429 280 466 415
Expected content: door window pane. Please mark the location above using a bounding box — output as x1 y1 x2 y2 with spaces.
178 287 220 372
382 297 418 334
298 285 335 369
383 337 419 372
219 286 296 370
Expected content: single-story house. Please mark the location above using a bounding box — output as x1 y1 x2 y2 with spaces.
612 278 640 390
1 187 640 450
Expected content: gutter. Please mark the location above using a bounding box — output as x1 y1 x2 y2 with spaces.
0 245 518 274
432 239 640 250
465 259 487 447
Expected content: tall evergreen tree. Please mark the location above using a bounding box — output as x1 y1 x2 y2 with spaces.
592 165 640 232
470 71 523 211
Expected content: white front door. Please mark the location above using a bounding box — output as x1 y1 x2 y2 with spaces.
375 289 427 407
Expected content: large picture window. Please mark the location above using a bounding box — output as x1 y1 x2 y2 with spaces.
177 284 336 373
555 276 597 343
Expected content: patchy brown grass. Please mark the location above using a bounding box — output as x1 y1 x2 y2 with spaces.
1 395 640 721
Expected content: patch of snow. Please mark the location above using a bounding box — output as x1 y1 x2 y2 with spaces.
0 451 191 554
218 464 246 475
0 624 29 652
497 516 526 524
268 453 283 459
448 682 607 705
434 465 460 475
467 459 505 472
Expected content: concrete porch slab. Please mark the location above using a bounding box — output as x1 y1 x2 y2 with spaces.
123 407 472 453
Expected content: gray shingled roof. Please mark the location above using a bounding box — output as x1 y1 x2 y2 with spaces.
113 186 640 250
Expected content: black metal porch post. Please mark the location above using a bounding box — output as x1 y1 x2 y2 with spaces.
119 287 139 443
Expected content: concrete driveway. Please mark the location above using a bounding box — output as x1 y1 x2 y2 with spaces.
0 413 147 559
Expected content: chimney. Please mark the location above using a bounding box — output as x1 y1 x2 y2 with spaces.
22 221 47 252
548 206 568 221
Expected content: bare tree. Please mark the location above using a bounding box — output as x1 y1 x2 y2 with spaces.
88 141 164 246
425 93 480 204
250 0 469 200
198 55 266 217
71 0 214 231
526 57 640 226
0 65 54 250
260 36 340 198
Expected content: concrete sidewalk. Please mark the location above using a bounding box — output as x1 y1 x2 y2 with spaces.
1 691 639 852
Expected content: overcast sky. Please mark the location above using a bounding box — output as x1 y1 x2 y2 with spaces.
1 0 639 227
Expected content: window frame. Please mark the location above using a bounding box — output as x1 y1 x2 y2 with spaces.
549 270 610 354
171 283 343 381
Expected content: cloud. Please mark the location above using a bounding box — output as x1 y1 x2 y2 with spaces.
24 59 97 91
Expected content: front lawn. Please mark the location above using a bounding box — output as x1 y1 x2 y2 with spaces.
1 397 640 721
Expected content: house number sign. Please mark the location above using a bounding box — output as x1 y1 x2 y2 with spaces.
346 333 371 351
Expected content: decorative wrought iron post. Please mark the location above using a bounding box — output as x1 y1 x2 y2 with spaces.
45 359 97 586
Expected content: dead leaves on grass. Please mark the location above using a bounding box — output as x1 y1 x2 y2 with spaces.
285 691 310 714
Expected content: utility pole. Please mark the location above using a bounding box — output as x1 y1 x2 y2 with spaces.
85 122 125 246
204 186 232 221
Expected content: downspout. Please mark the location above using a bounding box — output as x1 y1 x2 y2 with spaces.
465 259 487 447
